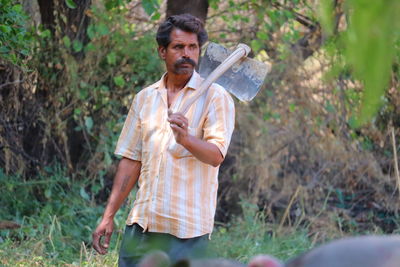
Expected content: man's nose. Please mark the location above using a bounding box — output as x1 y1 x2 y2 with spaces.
182 47 190 58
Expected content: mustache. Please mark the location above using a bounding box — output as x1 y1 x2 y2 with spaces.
174 58 196 67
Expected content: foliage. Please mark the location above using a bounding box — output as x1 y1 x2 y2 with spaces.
321 0 400 127
0 179 313 266
210 201 313 263
0 166 127 266
1 1 163 176
0 0 32 65
1 1 400 266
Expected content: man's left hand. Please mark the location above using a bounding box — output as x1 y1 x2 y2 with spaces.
168 112 189 145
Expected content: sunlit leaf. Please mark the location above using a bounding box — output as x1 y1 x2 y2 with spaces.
113 75 125 87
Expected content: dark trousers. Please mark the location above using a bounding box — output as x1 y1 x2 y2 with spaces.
118 224 208 267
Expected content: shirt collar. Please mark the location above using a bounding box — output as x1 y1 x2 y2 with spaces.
155 71 202 91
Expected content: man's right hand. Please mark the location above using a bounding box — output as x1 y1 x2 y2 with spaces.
91 158 141 255
92 218 114 254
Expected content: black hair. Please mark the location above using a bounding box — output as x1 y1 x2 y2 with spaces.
156 14 208 48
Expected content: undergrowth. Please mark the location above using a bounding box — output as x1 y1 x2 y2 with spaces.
0 166 126 266
0 166 314 266
209 201 313 263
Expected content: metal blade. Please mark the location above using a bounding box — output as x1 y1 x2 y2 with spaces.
199 42 270 102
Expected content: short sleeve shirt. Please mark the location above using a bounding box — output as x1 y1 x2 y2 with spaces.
114 71 235 238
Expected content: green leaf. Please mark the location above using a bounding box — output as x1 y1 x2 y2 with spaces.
319 0 334 36
65 0 77 9
104 152 112 166
62 36 71 48
0 46 10 53
12 4 23 12
113 75 125 87
85 43 96 52
87 25 96 39
142 0 159 15
100 85 110 92
256 31 268 41
80 187 90 201
250 39 263 52
97 23 109 36
72 40 83 52
151 11 161 21
40 29 51 38
79 88 88 99
289 103 296 113
45 188 52 199
344 0 399 127
0 25 11 33
107 52 117 65
85 116 93 132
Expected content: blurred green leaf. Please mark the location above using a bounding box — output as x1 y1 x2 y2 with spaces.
344 0 399 126
65 0 77 9
104 152 112 166
256 31 268 41
62 36 71 48
72 40 83 52
151 11 161 21
107 52 117 65
142 0 160 15
97 23 110 36
113 75 125 87
85 116 93 132
80 187 90 201
250 39 263 52
0 25 11 33
289 103 296 113
319 0 334 36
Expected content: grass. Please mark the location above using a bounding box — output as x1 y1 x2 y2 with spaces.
209 202 313 263
0 167 314 266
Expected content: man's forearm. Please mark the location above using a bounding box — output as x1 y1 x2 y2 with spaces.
102 157 141 220
181 135 223 167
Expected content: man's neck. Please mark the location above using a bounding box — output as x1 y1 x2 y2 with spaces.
165 71 193 92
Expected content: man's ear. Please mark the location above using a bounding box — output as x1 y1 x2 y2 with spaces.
158 46 166 60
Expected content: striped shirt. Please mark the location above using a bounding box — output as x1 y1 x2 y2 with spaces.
114 71 235 238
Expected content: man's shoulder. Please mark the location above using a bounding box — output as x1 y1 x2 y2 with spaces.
209 82 234 103
135 80 162 98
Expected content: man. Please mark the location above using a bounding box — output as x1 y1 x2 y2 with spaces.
92 14 235 266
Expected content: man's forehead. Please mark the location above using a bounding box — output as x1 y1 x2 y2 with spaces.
169 28 198 44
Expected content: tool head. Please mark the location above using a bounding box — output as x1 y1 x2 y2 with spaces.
199 42 270 102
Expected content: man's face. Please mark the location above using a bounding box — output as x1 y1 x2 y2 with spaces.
158 28 200 75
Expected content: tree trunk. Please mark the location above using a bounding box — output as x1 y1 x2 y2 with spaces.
166 0 209 22
36 0 91 59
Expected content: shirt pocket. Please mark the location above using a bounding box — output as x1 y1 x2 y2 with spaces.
167 126 200 158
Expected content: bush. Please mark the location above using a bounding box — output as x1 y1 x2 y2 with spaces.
0 0 32 65
0 166 127 265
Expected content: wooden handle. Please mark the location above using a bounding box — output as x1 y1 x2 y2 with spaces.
179 44 251 115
